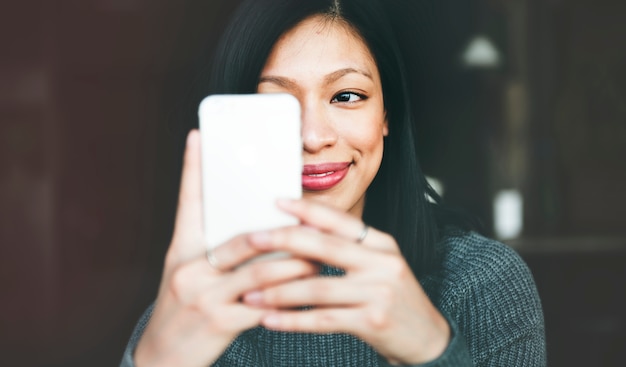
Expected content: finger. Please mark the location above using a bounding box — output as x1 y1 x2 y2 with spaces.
219 304 267 332
249 226 377 270
170 130 205 260
165 254 252 304
277 198 361 239
166 257 217 303
167 255 319 307
243 277 371 308
277 198 396 251
261 308 368 335
219 258 320 299
207 233 276 272
196 301 267 334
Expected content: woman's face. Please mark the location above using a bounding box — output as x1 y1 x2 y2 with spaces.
258 15 388 218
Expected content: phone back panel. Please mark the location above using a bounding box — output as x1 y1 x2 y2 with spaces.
198 94 302 249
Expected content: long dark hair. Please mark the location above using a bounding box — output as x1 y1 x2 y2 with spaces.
193 0 464 277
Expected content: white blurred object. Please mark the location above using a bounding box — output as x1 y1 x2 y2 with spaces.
426 176 444 203
462 35 501 68
494 190 523 239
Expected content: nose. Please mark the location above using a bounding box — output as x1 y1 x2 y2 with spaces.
301 100 338 153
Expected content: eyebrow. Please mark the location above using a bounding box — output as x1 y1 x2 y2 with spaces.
258 67 373 89
324 67 373 84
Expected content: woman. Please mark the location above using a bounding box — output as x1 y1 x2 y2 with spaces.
121 0 546 366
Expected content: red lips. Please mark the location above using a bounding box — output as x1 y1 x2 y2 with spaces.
301 162 351 191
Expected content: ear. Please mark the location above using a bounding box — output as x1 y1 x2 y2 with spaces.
382 111 389 137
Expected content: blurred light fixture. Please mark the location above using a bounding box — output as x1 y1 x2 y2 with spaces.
462 35 501 68
493 189 523 239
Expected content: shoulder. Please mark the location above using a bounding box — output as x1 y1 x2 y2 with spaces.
421 228 546 365
435 228 535 287
425 228 541 310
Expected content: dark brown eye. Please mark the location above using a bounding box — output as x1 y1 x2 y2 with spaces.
331 91 365 103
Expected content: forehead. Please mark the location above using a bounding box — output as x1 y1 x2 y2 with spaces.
262 15 379 77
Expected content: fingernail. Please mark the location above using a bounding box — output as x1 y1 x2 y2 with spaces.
263 313 281 328
187 129 199 147
248 231 272 249
243 291 264 305
276 198 295 209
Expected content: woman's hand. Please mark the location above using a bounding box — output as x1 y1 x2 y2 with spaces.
134 131 318 367
242 199 451 365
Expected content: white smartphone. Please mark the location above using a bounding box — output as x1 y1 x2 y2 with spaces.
198 94 302 260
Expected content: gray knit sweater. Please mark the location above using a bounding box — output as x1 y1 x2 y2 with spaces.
120 229 546 366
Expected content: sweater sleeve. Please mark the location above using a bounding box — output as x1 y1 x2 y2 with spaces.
119 304 154 367
381 232 546 367
377 315 473 367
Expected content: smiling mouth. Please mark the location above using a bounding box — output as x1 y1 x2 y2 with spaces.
302 162 352 191
308 172 335 177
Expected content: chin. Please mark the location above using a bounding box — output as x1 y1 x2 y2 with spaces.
303 191 364 217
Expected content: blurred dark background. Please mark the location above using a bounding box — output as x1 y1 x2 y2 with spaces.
1 0 624 366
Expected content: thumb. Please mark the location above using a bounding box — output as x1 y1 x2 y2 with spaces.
168 129 206 266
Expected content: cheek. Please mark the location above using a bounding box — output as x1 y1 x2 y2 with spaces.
339 112 387 153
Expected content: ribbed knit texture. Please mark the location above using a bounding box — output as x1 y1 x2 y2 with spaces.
121 229 546 366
